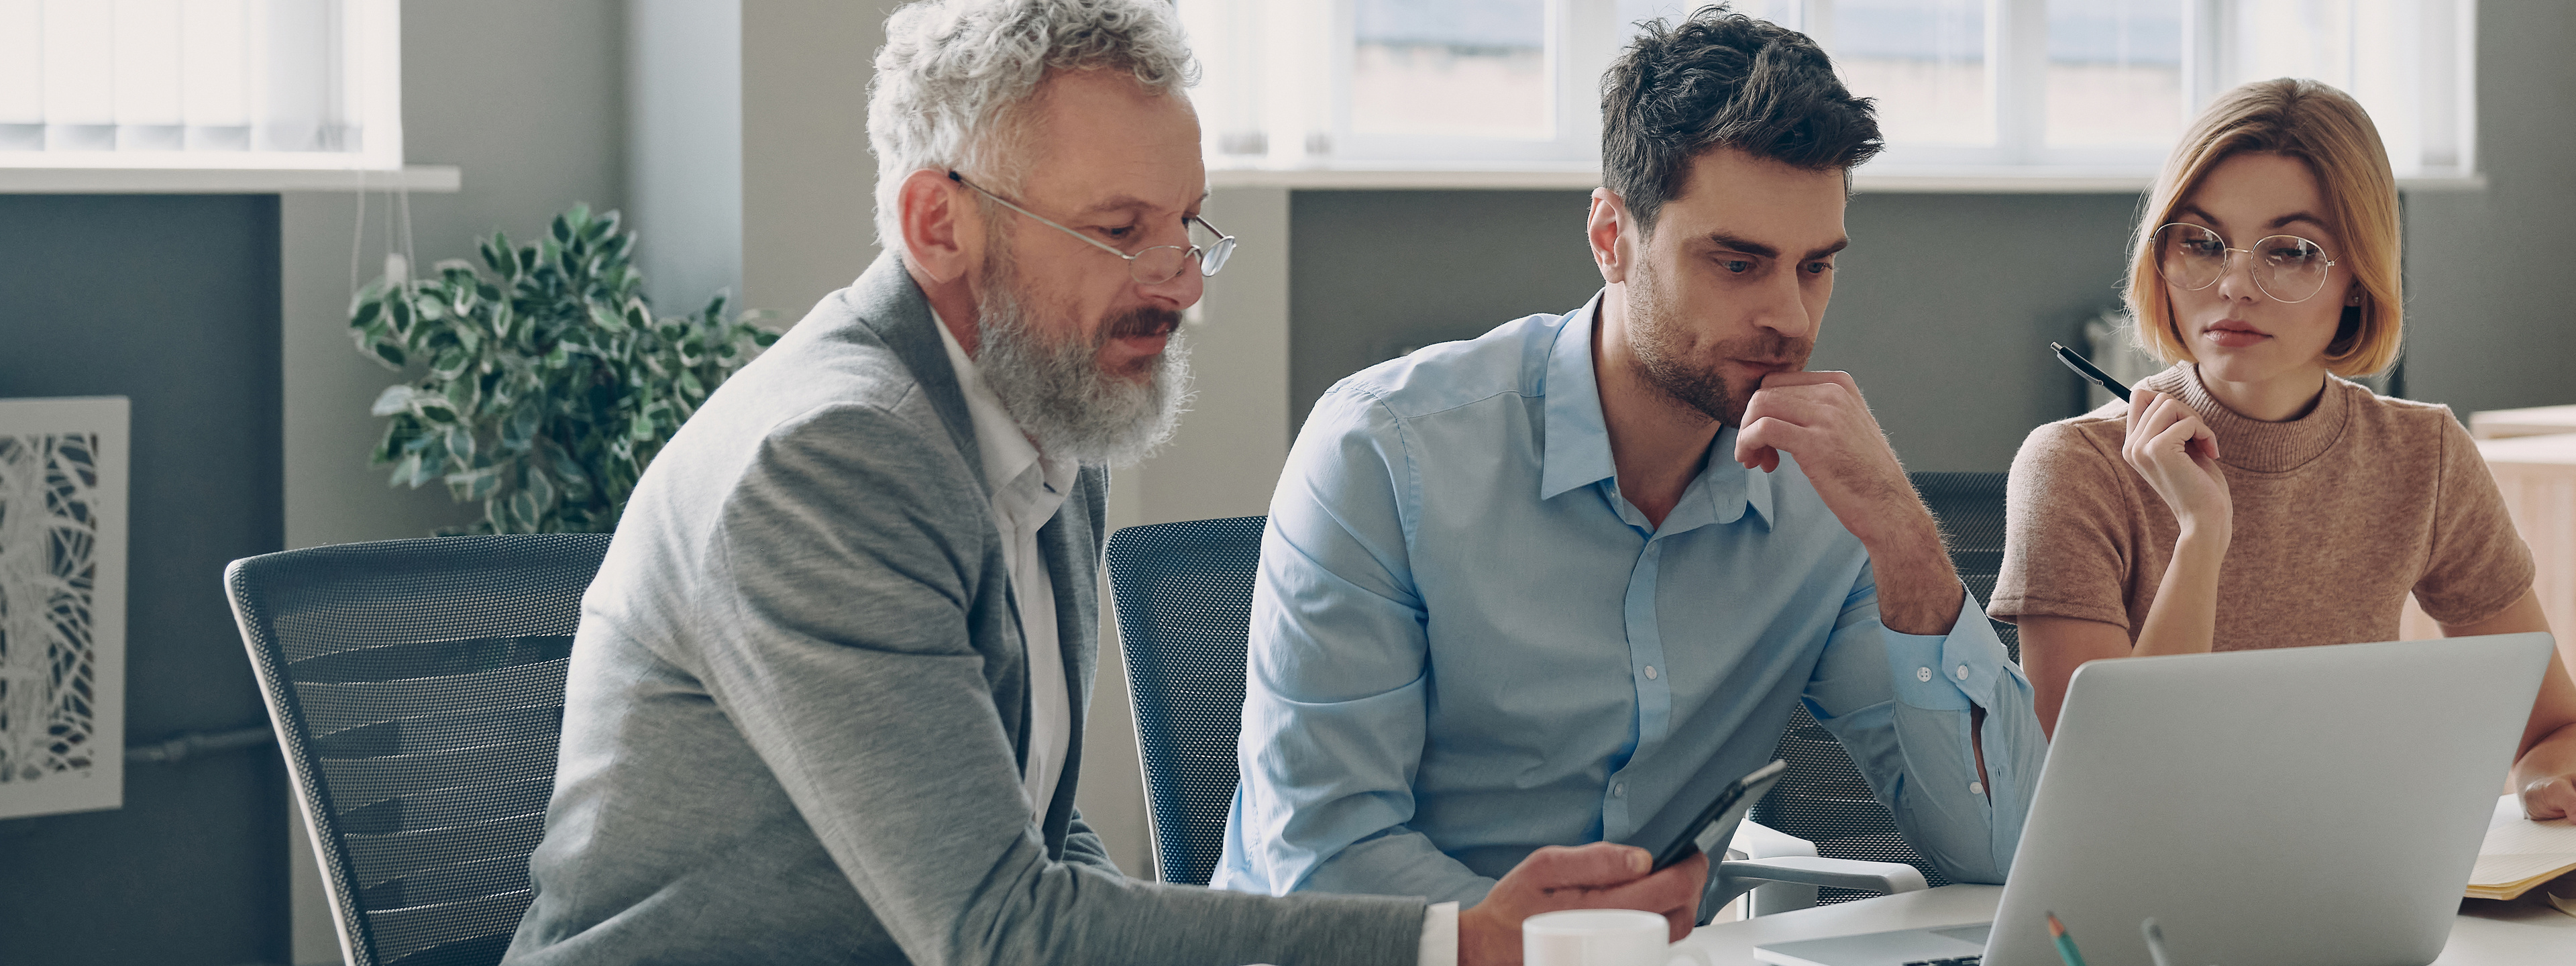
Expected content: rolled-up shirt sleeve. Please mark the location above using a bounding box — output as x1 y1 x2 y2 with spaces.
1218 387 1500 906
1803 567 2045 884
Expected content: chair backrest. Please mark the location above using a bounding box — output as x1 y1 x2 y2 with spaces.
1751 471 2016 903
1102 515 1267 887
225 533 612 966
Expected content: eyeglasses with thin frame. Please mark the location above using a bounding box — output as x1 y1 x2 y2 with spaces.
2149 222 2341 303
947 170 1236 284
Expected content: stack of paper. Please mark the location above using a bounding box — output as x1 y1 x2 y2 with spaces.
2465 794 2576 901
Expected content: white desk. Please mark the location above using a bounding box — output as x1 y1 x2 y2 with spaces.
1671 883 2576 965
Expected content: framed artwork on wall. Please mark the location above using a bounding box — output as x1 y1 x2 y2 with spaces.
0 396 129 820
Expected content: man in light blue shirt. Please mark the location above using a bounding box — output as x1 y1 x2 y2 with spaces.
1214 9 2046 924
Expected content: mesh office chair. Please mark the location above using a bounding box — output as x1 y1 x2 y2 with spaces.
225 533 612 966
1751 471 2017 906
1104 515 1267 886
1106 515 1925 907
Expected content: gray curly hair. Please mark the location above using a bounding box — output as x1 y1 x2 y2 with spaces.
869 0 1199 250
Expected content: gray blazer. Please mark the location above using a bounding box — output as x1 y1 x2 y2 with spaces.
504 253 1424 965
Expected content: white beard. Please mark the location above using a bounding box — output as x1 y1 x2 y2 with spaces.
971 250 1194 468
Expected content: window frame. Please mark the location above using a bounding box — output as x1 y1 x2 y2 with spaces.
1185 0 2480 185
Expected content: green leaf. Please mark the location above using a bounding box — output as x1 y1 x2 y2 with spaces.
445 425 476 465
510 490 542 531
527 466 556 511
444 465 498 501
373 343 407 368
371 421 407 464
627 411 654 441
370 384 417 417
589 303 629 333
553 453 590 488
445 378 479 418
503 403 541 451
351 298 382 329
388 451 423 488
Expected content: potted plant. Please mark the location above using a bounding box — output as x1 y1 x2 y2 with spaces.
347 203 780 534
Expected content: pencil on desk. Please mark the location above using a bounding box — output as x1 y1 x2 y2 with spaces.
2045 912 2089 966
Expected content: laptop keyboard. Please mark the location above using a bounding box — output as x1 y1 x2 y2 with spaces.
1901 959 1981 966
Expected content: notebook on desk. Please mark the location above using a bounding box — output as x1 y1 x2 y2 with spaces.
1755 633 2557 966
2468 792 2576 900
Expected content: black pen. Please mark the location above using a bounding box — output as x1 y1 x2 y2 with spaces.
2051 342 2131 402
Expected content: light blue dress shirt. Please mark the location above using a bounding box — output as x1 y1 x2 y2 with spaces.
1212 294 2045 907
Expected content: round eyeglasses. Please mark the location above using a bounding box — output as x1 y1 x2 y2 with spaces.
949 171 1236 284
2149 223 2340 303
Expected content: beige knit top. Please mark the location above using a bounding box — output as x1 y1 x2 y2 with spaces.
1988 364 2534 649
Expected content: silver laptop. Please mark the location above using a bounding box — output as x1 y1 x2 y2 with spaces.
1756 633 2555 966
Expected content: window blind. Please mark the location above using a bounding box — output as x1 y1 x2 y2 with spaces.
0 0 399 168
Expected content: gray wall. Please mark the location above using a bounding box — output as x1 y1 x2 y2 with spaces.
628 0 745 312
741 2 890 319
1289 190 2143 473
283 0 629 551
2402 1 2576 415
0 194 288 965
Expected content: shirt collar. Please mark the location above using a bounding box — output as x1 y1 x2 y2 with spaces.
1539 292 1619 501
1536 292 1771 529
933 310 1073 507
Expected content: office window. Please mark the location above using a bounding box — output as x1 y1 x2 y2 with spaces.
1182 0 2475 179
0 0 402 170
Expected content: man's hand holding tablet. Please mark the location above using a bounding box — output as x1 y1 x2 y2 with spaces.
1459 843 1709 965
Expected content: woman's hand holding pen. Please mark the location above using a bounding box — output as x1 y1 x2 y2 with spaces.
2121 389 2232 539
2122 388 2231 659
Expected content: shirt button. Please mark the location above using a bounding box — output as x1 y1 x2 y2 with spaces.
1916 666 1933 683
1970 781 1986 796
1644 665 1659 680
1611 783 1625 798
1955 665 1971 682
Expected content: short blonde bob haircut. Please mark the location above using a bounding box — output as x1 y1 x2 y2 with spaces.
2125 78 2404 377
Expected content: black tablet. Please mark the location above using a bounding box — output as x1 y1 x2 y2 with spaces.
1646 759 1787 871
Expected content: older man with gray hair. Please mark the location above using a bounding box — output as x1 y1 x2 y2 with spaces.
502 1 1699 964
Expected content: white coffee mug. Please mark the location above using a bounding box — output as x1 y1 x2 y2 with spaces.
1523 909 1709 966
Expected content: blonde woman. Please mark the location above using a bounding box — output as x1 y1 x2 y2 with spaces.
1987 78 2576 820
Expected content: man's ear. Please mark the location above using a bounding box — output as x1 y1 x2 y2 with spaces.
1588 188 1633 285
898 168 979 284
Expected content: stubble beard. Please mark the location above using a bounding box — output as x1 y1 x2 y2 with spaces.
971 235 1195 467
1623 255 1812 428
